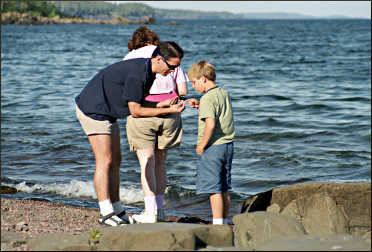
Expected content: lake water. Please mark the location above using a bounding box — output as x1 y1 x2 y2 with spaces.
1 19 371 220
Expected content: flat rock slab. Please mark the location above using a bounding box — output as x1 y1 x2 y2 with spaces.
28 223 233 251
256 234 371 251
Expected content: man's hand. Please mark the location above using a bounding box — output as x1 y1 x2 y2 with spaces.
157 97 179 108
169 101 185 113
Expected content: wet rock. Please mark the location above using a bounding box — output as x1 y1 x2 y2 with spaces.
232 211 306 250
256 234 371 251
241 182 371 236
282 193 348 235
28 223 234 251
0 185 18 194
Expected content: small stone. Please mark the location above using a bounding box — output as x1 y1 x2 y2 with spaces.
40 221 49 227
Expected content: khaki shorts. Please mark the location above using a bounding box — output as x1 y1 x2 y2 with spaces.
76 105 120 135
126 114 182 151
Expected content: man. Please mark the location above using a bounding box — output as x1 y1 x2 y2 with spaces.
75 41 185 226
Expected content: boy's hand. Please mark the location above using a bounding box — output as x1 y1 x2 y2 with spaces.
196 144 204 155
185 98 199 109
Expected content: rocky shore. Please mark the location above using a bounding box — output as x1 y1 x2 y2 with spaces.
1 182 371 251
1 12 155 25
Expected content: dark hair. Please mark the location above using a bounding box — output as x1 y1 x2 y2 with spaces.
152 41 183 60
166 41 184 59
127 26 160 51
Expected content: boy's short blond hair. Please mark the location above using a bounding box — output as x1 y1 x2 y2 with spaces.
188 61 216 81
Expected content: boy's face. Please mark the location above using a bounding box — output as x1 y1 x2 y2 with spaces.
190 76 204 94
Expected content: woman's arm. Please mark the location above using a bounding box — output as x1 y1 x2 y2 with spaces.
177 82 188 96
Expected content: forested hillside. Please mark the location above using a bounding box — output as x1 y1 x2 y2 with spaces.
1 0 66 18
50 1 155 19
1 0 155 25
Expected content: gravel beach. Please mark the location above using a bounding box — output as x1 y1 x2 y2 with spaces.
1 197 103 251
0 197 206 251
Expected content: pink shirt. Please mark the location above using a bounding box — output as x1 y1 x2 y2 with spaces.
123 46 188 102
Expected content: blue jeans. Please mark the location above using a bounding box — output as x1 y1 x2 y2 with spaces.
196 142 234 194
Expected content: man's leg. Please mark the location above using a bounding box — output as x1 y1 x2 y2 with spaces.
109 133 129 222
155 148 167 220
109 133 122 203
88 134 126 226
222 191 230 224
88 134 113 203
210 193 224 224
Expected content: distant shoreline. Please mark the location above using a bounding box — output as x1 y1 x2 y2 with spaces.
1 12 155 25
1 12 368 26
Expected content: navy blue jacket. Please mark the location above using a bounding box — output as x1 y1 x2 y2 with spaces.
75 58 155 122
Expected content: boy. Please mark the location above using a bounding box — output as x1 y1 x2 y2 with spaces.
186 61 235 225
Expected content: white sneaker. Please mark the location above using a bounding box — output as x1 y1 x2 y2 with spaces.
129 211 157 224
157 209 166 222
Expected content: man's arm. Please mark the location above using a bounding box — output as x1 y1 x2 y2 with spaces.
196 117 215 155
128 101 185 118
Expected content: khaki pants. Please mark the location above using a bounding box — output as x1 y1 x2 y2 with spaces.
126 114 182 151
76 105 120 135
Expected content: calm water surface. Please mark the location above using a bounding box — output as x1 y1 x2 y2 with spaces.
1 19 371 220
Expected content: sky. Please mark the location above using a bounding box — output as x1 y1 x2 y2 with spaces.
109 1 371 19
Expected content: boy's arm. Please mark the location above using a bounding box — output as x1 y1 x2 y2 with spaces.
196 117 215 155
185 98 200 109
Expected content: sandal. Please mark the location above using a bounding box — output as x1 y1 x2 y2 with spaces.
116 210 130 224
98 212 128 226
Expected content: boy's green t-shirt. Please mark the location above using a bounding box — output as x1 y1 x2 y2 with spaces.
198 86 235 147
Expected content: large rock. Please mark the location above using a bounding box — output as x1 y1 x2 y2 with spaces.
232 211 306 250
256 234 371 251
241 182 371 235
28 223 233 251
282 193 348 235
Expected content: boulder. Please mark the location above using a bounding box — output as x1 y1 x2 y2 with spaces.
256 234 371 251
282 193 348 235
28 223 233 251
232 211 306 250
241 182 371 235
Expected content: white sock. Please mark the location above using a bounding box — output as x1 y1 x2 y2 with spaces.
144 196 157 215
213 218 223 225
98 199 114 216
223 218 229 224
112 201 125 214
155 194 164 210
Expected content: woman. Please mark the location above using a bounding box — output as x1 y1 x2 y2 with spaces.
123 26 188 223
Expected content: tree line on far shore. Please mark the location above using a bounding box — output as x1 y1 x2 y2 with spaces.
1 1 67 18
1 1 155 20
